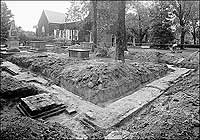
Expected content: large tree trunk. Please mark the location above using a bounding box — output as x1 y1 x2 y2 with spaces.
192 26 196 44
92 0 97 52
199 32 200 45
115 1 126 62
138 15 142 46
180 28 185 49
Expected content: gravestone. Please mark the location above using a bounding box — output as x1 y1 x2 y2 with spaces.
8 21 19 48
17 93 66 118
68 49 90 59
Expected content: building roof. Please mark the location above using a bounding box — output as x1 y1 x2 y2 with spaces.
44 10 66 24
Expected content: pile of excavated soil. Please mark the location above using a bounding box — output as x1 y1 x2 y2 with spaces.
110 48 199 69
30 56 83 84
108 48 162 63
125 51 162 63
6 52 49 68
0 114 75 140
0 74 39 98
7 53 84 84
87 68 199 139
177 51 199 69
59 60 169 105
158 52 183 64
6 53 170 105
159 51 199 69
105 69 199 139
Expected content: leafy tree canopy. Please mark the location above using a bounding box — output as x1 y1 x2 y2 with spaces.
1 1 14 43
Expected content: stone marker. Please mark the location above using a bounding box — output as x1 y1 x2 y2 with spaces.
66 108 77 115
68 49 90 59
18 93 66 118
85 111 95 120
7 20 19 48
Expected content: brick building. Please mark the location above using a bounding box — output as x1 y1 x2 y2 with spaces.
36 10 80 41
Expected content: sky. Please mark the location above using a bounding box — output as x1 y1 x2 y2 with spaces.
5 1 71 32
4 1 152 32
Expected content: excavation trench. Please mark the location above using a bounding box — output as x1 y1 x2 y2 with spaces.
7 53 174 107
58 61 172 107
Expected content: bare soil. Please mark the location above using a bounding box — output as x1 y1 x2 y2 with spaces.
0 74 75 140
1 48 199 139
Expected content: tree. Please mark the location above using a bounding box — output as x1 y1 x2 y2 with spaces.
115 1 126 62
17 27 37 44
189 1 199 44
196 26 200 44
92 0 97 52
170 0 199 48
1 1 14 43
149 1 175 47
65 1 90 22
126 1 153 45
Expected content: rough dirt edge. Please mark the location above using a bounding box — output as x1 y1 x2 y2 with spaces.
7 52 84 85
0 74 39 99
158 51 199 69
7 52 170 105
59 60 169 104
101 69 199 140
0 114 75 140
109 48 199 70
108 48 162 63
6 52 48 68
177 51 199 69
30 56 84 85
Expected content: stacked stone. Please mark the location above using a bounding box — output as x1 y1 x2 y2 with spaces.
20 93 64 117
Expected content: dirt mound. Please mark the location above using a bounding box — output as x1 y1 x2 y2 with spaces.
158 53 183 64
0 75 39 98
178 51 199 69
116 70 199 139
30 57 83 84
7 53 84 84
0 114 74 140
7 54 169 105
59 60 169 105
125 51 162 63
108 48 162 63
159 51 199 69
6 53 48 68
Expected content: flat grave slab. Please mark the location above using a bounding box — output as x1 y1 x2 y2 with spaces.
68 49 90 59
13 72 48 85
1 61 22 75
18 93 66 119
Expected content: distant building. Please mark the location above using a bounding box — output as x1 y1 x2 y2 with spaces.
36 10 80 41
36 9 135 47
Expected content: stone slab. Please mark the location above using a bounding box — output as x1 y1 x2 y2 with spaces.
20 93 65 117
145 68 191 91
83 67 193 129
1 61 22 75
14 72 48 85
6 59 193 135
105 130 130 140
96 87 162 129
